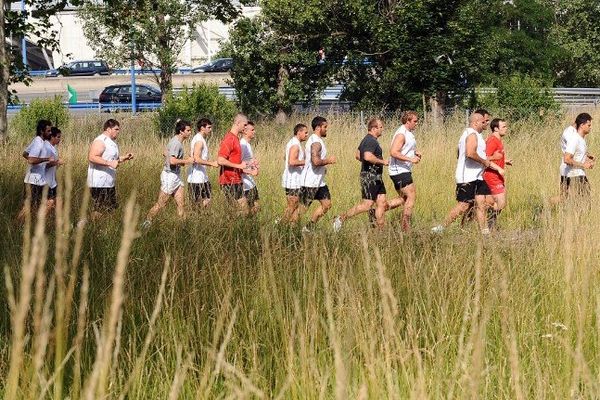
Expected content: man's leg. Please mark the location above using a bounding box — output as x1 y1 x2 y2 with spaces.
173 186 186 219
374 194 387 229
400 183 416 232
474 194 488 232
443 202 472 227
340 199 374 221
311 198 331 223
283 194 300 222
146 191 171 222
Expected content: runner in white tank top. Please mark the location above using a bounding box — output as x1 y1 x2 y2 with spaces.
301 134 328 188
87 133 120 188
280 123 309 224
87 119 133 219
386 111 421 232
299 117 336 230
240 122 260 215
187 119 218 207
188 134 210 183
44 127 64 215
561 113 594 198
432 110 503 235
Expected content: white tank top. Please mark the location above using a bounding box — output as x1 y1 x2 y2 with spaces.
240 138 256 190
187 133 209 184
560 125 577 177
87 134 119 188
23 136 49 186
388 125 416 175
455 128 486 184
44 142 58 189
281 137 304 189
301 134 327 188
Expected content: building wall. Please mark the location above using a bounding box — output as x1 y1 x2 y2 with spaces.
46 7 261 69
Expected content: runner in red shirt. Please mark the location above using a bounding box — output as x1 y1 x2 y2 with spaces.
483 118 512 228
217 113 250 210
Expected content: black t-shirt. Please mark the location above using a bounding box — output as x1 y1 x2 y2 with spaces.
358 134 383 175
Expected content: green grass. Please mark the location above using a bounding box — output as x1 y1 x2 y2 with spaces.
1 110 600 398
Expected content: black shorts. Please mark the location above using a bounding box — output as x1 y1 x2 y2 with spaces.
300 185 331 206
23 183 45 209
90 187 118 212
188 182 211 202
244 186 260 207
390 173 413 191
456 180 490 203
48 186 57 200
560 176 590 197
360 173 386 201
221 183 244 201
285 188 302 197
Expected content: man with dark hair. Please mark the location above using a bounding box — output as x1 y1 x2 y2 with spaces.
386 110 421 232
561 113 594 197
432 110 504 234
333 118 388 231
217 113 250 211
87 119 134 220
187 118 218 208
142 120 194 227
483 118 512 229
299 116 336 231
281 123 309 223
240 121 260 215
17 119 54 221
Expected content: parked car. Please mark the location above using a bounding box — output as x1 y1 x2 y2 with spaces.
98 84 162 104
191 58 233 73
46 60 111 77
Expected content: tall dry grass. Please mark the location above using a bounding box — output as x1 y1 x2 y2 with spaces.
0 109 599 398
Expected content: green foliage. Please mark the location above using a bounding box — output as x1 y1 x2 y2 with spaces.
226 16 331 118
155 84 236 137
478 74 559 120
551 0 600 86
79 0 240 96
10 96 69 138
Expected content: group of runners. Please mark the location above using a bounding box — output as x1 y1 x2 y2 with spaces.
18 110 594 233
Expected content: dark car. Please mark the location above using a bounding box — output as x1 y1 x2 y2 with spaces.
98 84 162 104
46 60 111 77
191 58 233 73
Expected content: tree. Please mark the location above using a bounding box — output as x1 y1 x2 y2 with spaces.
227 0 497 118
79 0 241 101
0 0 77 141
551 0 600 87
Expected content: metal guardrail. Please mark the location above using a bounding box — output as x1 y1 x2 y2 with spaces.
28 67 199 77
8 85 600 111
477 87 600 107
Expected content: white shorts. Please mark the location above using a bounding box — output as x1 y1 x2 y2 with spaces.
160 171 182 195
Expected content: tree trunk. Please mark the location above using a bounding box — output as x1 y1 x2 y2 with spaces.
429 90 446 126
275 64 288 124
0 0 9 142
159 67 173 104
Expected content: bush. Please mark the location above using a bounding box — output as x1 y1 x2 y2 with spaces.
155 84 237 137
478 74 560 120
10 96 70 138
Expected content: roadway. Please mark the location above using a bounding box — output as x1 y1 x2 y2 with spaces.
9 73 230 103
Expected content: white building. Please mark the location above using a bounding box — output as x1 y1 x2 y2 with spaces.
14 3 260 69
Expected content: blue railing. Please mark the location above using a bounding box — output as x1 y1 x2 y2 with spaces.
8 102 163 111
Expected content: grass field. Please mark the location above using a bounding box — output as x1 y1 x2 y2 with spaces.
1 109 600 399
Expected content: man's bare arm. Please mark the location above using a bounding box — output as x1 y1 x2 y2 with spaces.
310 142 335 167
288 145 305 167
363 151 388 166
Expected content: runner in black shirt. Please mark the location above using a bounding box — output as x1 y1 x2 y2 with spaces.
333 118 388 230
